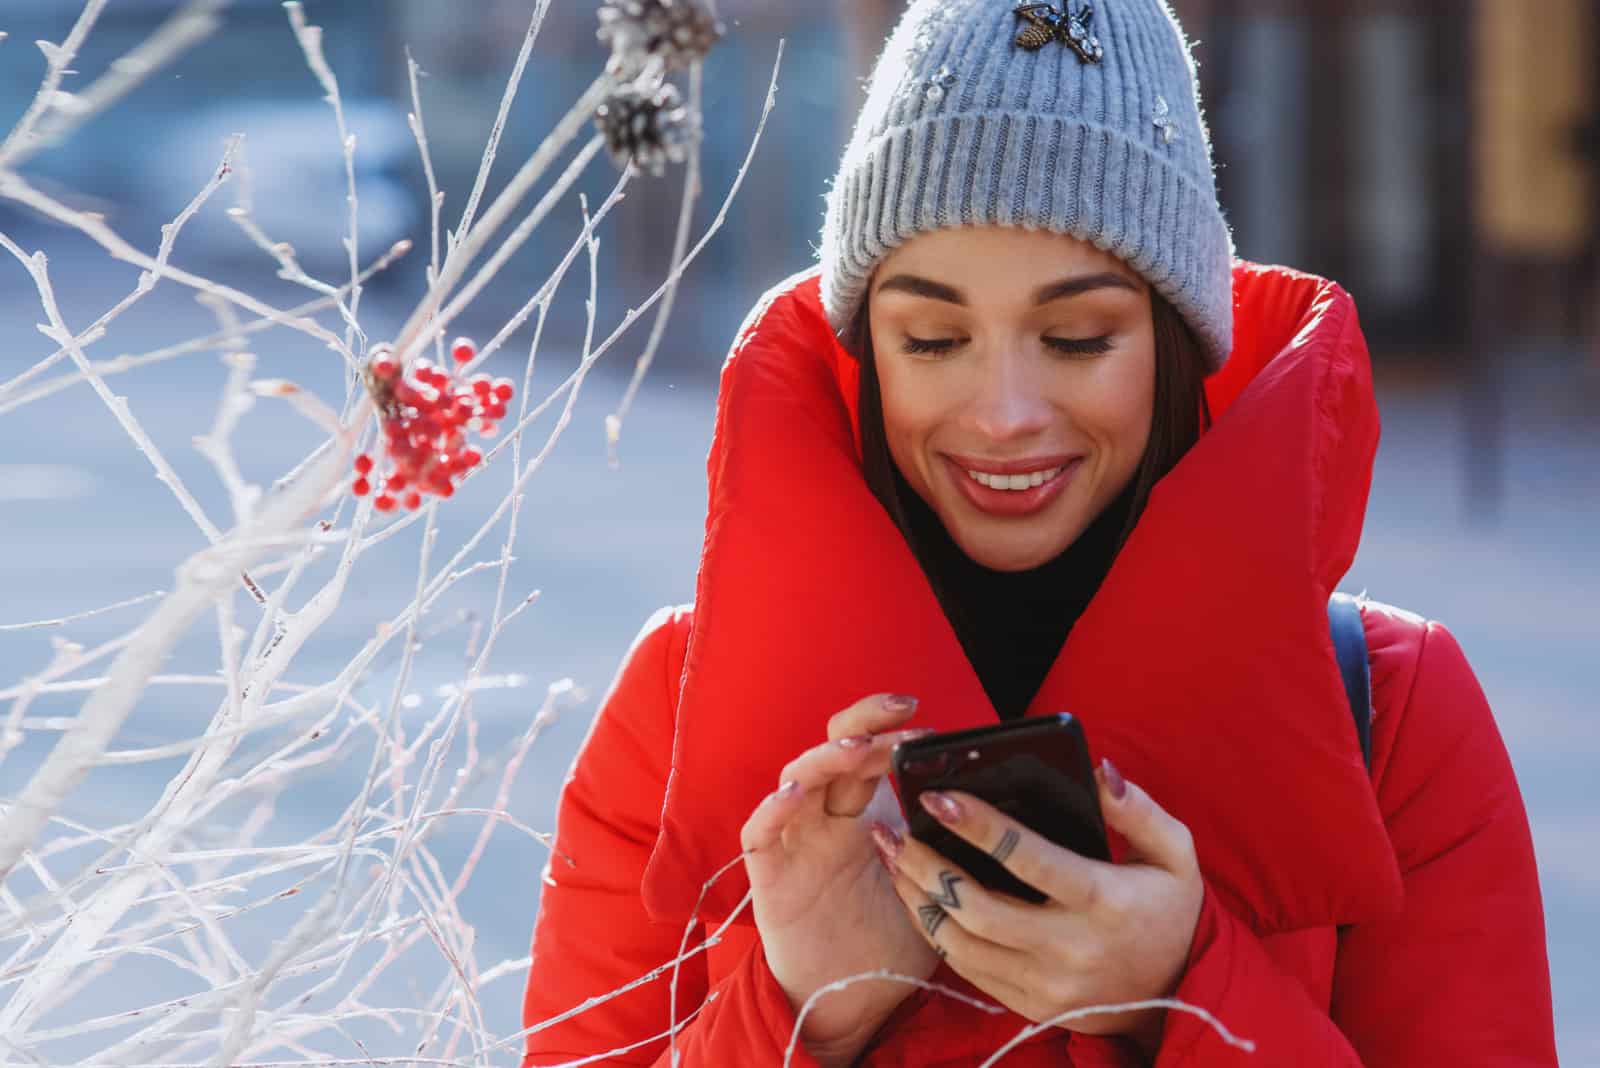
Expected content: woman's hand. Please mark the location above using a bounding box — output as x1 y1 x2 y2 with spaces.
875 760 1203 1058
740 694 942 1067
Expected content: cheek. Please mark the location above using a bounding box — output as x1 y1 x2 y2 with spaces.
1093 342 1157 451
879 373 937 479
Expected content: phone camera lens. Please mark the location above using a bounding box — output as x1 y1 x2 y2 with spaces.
904 753 952 776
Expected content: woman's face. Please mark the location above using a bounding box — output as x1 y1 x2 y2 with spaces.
868 227 1156 572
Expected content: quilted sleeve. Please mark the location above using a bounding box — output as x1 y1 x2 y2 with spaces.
1328 620 1557 1064
1152 619 1556 1066
521 607 823 1067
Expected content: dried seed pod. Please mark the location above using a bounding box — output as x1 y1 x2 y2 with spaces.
597 0 724 80
594 81 698 177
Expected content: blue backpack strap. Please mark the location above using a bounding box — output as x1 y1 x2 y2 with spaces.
1327 592 1373 770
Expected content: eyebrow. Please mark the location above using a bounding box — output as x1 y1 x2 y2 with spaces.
874 271 1140 306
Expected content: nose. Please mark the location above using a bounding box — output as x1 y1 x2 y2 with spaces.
965 350 1052 443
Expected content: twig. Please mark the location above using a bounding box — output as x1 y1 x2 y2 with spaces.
0 399 356 1041
404 48 446 364
606 60 706 467
0 0 111 168
390 76 612 366
0 592 166 633
21 0 228 167
365 42 783 591
489 41 785 461
0 239 410 418
431 136 606 363
192 295 263 526
0 172 355 366
976 999 1257 1065
284 2 366 356
450 0 554 253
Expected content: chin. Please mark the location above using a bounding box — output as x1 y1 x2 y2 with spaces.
951 531 1068 573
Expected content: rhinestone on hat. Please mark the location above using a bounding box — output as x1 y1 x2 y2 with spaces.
924 65 959 103
1153 95 1180 144
1012 2 1104 64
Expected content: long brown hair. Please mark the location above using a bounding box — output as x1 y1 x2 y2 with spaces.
852 289 1213 559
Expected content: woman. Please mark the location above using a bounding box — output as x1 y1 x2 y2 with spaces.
522 1 1556 1064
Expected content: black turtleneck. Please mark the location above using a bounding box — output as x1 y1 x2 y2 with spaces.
893 467 1137 720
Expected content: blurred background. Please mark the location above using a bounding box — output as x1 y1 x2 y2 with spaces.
1 0 1595 1062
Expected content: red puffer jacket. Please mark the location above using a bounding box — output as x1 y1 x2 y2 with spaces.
521 265 1556 1066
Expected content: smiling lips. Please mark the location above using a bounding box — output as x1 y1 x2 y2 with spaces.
943 453 1084 518
964 466 1065 490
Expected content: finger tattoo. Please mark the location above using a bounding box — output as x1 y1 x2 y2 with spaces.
930 870 963 910
918 903 949 939
989 828 1020 866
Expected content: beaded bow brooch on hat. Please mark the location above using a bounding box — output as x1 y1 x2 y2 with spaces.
1013 2 1104 64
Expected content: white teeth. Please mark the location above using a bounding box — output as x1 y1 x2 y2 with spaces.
965 465 1064 491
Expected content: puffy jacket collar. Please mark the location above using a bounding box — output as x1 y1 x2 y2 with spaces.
643 264 1404 934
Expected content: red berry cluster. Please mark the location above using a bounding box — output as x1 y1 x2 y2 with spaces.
351 338 515 512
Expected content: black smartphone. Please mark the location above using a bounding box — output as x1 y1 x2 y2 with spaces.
889 713 1109 904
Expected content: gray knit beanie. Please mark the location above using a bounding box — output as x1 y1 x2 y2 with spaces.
819 0 1235 371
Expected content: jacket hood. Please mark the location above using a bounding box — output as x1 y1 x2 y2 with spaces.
642 263 1404 935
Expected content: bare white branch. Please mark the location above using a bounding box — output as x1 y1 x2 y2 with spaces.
450 0 554 251
0 172 356 366
284 1 366 354
0 240 411 417
0 592 166 633
391 75 612 366
0 8 783 1065
0 0 110 167
607 60 706 467
23 0 227 165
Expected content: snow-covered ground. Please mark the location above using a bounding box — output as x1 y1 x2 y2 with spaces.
1 253 1595 1061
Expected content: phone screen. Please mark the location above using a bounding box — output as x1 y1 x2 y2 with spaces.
890 714 1108 903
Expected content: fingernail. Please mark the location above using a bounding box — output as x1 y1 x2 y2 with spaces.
837 734 871 750
920 791 963 824
883 694 919 715
1100 758 1127 801
777 780 802 800
871 822 903 864
895 727 936 742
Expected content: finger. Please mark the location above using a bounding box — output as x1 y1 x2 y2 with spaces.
824 726 934 818
888 870 1029 1004
1096 759 1196 873
825 693 919 742
876 823 1031 950
917 790 1108 912
739 780 807 854
774 734 888 824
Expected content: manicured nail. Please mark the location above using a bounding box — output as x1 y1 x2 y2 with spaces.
920 791 963 824
871 822 903 865
1100 758 1127 801
895 727 937 742
883 694 919 715
777 780 802 800
837 734 871 749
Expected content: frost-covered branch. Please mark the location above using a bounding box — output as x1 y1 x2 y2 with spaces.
0 3 780 1064
21 0 227 166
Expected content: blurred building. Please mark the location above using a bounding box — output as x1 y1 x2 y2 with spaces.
2 0 1593 375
